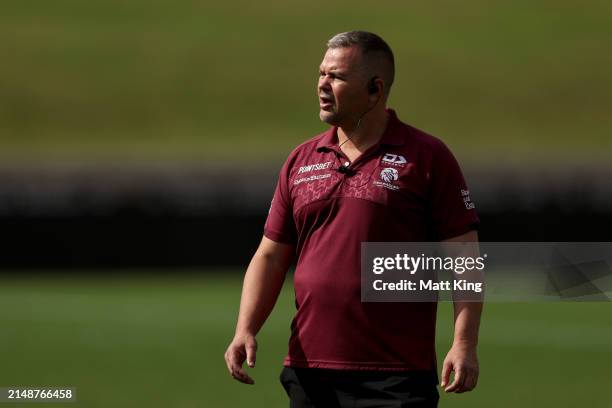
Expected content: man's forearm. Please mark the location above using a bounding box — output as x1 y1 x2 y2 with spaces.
452 301 482 347
442 230 483 347
234 239 293 337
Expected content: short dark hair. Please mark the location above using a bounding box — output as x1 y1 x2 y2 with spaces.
326 31 395 96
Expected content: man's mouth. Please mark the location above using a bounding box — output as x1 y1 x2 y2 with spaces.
319 96 334 110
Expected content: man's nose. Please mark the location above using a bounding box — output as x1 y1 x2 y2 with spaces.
318 76 331 92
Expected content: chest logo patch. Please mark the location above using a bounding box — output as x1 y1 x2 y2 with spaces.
380 167 399 183
374 167 400 191
382 153 407 166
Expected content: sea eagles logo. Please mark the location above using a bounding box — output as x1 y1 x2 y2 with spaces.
380 168 399 183
374 167 400 191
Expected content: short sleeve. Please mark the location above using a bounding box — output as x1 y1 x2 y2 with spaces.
264 159 297 245
428 141 480 240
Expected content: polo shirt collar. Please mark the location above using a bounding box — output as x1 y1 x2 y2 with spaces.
315 108 405 152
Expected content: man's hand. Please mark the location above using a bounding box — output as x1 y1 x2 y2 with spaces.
224 333 257 385
224 237 293 385
440 343 479 393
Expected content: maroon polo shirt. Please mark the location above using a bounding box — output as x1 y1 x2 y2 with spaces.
264 109 479 371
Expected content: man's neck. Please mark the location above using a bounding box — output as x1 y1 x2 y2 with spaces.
338 109 389 153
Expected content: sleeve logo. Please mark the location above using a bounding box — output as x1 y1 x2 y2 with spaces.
461 189 475 209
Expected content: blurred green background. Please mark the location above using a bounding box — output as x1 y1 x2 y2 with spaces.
1 274 611 408
1 0 611 163
1 1 611 407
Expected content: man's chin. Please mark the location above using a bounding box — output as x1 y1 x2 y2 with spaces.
319 110 340 125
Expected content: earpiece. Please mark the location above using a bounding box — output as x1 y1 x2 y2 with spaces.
368 76 379 95
350 76 382 132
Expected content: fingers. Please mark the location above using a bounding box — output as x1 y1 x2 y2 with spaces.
440 359 452 389
444 364 464 393
245 337 257 368
224 345 255 385
229 350 255 384
444 365 479 393
455 369 472 393
232 366 255 385
459 368 478 393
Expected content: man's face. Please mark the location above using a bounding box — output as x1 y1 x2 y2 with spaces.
318 46 370 127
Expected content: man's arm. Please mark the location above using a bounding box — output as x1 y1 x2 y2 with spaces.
224 236 294 385
439 229 483 393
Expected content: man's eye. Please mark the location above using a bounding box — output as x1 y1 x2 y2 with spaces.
319 72 342 81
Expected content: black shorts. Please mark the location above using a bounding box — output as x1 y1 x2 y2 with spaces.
280 366 439 408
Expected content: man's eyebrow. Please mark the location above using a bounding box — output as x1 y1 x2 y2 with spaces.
319 67 348 75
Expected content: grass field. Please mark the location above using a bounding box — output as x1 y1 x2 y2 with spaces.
0 273 611 407
1 1 611 163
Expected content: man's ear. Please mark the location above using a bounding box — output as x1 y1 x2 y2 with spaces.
368 76 379 94
368 76 384 107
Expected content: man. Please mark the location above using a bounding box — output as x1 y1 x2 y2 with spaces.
225 31 482 407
